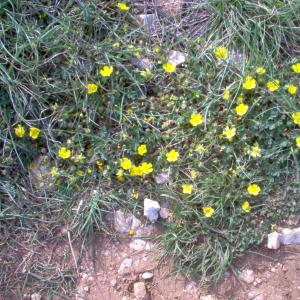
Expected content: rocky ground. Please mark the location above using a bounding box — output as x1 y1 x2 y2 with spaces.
71 209 300 300
74 235 300 300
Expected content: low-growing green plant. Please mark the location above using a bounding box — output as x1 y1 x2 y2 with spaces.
0 0 300 297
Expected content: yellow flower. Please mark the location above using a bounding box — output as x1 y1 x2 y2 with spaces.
14 124 25 138
120 157 132 170
223 126 236 141
214 47 228 60
247 184 261 196
166 149 179 162
189 113 203 127
243 76 256 90
295 137 300 148
291 62 300 73
223 88 230 100
50 167 58 177
116 169 125 182
203 207 215 218
242 201 251 213
29 127 40 139
182 184 193 194
292 112 300 125
137 144 147 156
271 224 277 232
100 65 113 77
190 170 199 179
87 83 98 94
195 144 205 153
139 162 153 174
129 165 143 176
117 2 129 11
58 146 71 159
153 46 160 54
162 62 176 73
235 103 248 117
113 42 120 48
256 67 266 74
129 229 135 236
87 167 92 174
131 188 139 199
250 143 261 157
266 80 280 92
287 84 297 95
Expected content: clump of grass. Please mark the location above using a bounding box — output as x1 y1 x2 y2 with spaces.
1 0 300 296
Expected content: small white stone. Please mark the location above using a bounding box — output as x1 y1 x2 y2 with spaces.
168 50 186 66
136 14 159 33
199 295 218 300
280 227 300 245
134 282 149 300
31 293 42 300
118 258 133 274
144 199 160 222
141 272 153 280
110 279 117 287
267 232 281 249
154 171 171 184
129 239 153 251
239 269 255 284
114 210 141 233
159 207 170 219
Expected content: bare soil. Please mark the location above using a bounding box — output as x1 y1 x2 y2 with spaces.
75 235 300 300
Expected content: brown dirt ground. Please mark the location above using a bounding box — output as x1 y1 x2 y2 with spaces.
74 235 300 300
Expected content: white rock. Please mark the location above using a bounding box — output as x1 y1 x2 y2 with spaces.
31 294 42 300
267 232 281 250
199 295 218 300
154 171 170 184
247 290 265 300
136 14 159 34
118 258 133 274
239 269 255 284
280 227 300 245
135 224 156 237
114 210 141 233
159 207 170 219
133 282 149 300
132 57 153 69
168 50 186 66
110 279 117 287
141 272 153 280
144 199 160 222
129 239 153 251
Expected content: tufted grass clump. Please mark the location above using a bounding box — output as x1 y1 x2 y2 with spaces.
0 0 300 297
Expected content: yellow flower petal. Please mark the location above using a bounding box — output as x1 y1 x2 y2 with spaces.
14 124 25 138
162 62 176 73
214 47 228 60
29 127 40 139
100 65 114 77
58 146 71 159
87 83 98 94
203 207 215 218
247 184 261 196
166 149 179 162
189 113 203 127
242 201 251 213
